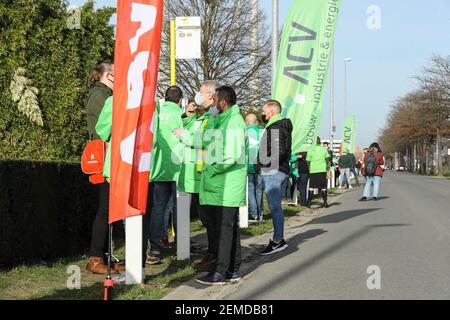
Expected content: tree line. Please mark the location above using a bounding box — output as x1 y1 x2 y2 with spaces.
0 0 270 162
379 55 450 175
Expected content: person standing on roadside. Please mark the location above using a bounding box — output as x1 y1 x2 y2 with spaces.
360 143 385 201
306 137 331 208
338 149 353 189
147 86 185 265
85 61 125 275
246 113 264 222
174 80 222 273
256 100 292 256
196 86 247 285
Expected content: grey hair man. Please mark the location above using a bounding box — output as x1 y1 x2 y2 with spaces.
173 80 222 273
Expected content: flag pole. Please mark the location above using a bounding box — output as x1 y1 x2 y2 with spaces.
170 19 176 85
103 223 114 300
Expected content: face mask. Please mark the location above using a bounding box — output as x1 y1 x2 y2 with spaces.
262 114 270 124
195 92 205 106
209 105 220 117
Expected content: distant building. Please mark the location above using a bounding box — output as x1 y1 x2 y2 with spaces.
322 139 342 155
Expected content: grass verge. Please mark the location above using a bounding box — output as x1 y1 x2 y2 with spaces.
0 190 337 300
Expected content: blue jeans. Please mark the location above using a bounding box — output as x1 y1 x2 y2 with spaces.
149 182 177 254
248 173 263 219
261 171 288 242
297 173 310 206
163 190 177 237
363 176 382 198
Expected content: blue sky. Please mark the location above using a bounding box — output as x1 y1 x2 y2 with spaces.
70 0 450 148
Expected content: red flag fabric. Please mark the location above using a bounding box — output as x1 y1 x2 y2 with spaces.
109 0 163 224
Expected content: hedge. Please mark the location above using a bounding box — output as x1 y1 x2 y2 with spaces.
0 160 100 266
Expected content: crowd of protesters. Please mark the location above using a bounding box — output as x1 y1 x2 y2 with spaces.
84 61 386 285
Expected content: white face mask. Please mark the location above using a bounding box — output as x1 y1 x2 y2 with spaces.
195 92 205 106
209 105 220 117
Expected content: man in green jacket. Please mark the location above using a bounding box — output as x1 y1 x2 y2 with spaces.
174 80 222 272
196 86 247 285
147 86 185 265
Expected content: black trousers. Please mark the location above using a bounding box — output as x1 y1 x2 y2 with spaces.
89 183 147 267
195 195 217 256
206 205 242 276
89 183 110 258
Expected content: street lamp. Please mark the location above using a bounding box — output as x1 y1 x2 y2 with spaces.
344 58 352 119
272 0 279 94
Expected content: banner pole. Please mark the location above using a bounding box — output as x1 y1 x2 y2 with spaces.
170 19 176 86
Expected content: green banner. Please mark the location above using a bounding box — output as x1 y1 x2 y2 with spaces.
341 115 356 154
273 0 342 153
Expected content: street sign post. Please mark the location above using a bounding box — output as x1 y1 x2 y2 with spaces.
175 16 201 60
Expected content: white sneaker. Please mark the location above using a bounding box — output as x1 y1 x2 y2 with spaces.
349 186 353 189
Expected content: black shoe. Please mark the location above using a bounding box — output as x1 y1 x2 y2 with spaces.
359 197 368 202
145 253 162 265
373 197 378 201
196 272 226 285
248 214 258 223
260 239 288 256
225 271 242 283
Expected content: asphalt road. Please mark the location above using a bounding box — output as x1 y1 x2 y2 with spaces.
224 172 450 300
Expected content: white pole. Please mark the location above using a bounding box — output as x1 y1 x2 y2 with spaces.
176 192 191 261
293 183 298 206
240 177 249 228
344 61 348 119
125 216 143 285
271 0 279 95
344 58 352 119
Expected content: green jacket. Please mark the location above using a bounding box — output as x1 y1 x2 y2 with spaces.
150 101 184 182
87 82 112 140
199 105 247 207
95 96 113 182
179 109 216 172
177 113 202 194
289 154 299 178
247 124 263 174
338 154 352 169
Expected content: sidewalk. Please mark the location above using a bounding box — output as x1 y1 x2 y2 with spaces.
163 189 347 300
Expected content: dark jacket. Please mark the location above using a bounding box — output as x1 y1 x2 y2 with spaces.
338 154 352 169
256 118 293 176
86 82 113 140
348 153 357 169
296 157 309 174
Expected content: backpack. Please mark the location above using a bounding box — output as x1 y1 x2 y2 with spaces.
364 153 377 176
81 139 106 184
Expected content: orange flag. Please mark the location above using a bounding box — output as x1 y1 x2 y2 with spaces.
356 146 361 161
109 0 163 223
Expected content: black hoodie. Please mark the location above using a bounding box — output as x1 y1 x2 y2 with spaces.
255 118 293 176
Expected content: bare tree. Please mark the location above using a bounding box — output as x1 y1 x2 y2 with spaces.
158 0 272 113
379 55 450 174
